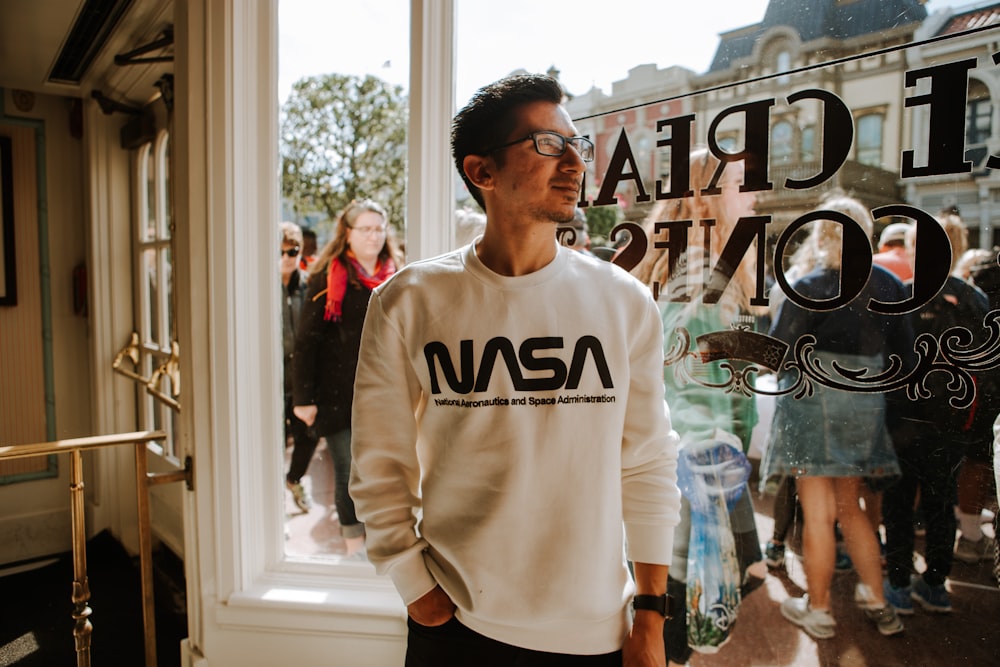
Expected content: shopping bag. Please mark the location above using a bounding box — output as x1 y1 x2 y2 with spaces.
677 436 751 653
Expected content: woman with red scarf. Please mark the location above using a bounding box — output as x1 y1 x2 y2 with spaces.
293 199 403 558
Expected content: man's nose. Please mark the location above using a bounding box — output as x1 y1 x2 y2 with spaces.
560 145 586 171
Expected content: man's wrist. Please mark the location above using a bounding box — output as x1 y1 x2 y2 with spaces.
632 593 674 619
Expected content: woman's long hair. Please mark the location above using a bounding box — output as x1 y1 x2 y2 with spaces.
633 147 760 322
768 193 874 317
787 194 873 274
310 199 404 284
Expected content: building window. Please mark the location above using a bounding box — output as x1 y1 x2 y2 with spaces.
856 114 883 167
771 120 794 164
777 50 791 84
966 79 992 167
801 125 816 161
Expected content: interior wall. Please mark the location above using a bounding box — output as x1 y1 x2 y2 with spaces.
0 120 47 463
0 88 93 564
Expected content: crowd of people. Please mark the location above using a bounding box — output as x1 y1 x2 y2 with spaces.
278 72 999 665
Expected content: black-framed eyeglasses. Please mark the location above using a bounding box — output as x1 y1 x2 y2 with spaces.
486 131 595 163
281 246 301 258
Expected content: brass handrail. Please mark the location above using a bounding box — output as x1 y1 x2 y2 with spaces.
0 430 187 667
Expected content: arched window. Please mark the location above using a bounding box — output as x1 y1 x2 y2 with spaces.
777 50 791 84
771 120 794 164
134 130 179 460
801 124 816 161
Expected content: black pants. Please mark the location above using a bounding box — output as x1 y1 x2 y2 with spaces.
405 617 622 667
882 437 963 588
284 393 319 483
771 475 798 543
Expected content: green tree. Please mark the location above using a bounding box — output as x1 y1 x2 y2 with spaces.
585 205 623 246
281 73 408 230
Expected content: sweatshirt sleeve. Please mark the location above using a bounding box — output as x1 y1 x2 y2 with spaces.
349 290 437 605
621 294 682 565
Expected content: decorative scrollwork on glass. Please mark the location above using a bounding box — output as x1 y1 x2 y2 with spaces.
664 308 1000 405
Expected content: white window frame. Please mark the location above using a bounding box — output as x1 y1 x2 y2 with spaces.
134 130 179 460
175 2 455 661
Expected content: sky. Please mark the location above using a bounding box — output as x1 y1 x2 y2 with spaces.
278 0 955 108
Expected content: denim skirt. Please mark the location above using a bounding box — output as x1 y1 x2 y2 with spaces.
761 351 901 480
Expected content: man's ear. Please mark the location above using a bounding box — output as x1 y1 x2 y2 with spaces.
463 155 494 192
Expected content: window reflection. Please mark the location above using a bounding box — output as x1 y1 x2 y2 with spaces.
856 113 884 167
454 1 999 664
276 0 999 661
966 78 992 168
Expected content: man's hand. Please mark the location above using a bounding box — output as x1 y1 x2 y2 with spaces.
407 585 456 627
623 610 666 666
292 404 317 426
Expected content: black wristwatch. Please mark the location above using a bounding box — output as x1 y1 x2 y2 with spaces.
632 593 674 619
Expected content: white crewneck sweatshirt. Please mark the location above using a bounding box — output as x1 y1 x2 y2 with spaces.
350 240 680 655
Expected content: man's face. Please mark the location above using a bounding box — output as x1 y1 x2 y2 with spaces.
490 101 585 224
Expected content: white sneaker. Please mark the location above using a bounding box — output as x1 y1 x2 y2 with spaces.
863 604 904 636
954 535 995 564
781 596 836 639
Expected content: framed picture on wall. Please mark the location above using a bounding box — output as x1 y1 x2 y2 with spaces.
1 135 15 306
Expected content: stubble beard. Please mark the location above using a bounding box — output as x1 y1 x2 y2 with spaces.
535 201 577 224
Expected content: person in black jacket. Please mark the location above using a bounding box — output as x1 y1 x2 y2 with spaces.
293 199 403 558
280 221 319 513
882 214 991 614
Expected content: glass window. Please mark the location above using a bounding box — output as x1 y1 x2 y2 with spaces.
437 3 1000 664
776 49 791 85
967 79 991 145
278 0 409 562
263 2 999 660
801 124 816 161
966 78 992 167
771 120 794 164
856 113 883 167
134 130 178 459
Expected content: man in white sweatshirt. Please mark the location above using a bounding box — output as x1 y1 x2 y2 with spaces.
349 73 681 666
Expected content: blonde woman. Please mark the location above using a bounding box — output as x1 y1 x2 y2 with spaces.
292 199 403 558
635 147 766 665
763 195 912 638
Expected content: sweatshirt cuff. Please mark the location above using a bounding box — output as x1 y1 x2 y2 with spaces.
387 547 439 606
625 523 676 567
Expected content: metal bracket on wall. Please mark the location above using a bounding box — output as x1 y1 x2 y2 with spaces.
112 332 146 383
114 27 173 66
112 333 181 413
146 341 180 413
90 90 142 115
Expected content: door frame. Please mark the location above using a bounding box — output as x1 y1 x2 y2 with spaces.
170 1 455 663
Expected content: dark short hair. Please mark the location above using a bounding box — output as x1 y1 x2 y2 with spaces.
451 74 564 211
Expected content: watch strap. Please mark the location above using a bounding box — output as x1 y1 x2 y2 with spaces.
632 593 674 619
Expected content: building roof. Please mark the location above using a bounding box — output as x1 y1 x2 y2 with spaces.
708 0 928 72
936 3 1000 36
